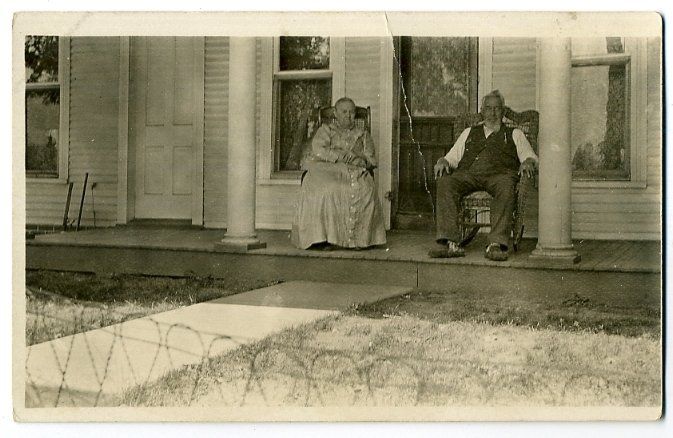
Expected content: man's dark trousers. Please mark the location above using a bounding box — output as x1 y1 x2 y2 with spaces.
435 171 519 247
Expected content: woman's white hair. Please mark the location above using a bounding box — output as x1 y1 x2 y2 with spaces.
334 97 356 108
481 90 506 110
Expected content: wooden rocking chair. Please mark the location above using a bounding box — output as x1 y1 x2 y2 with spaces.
458 107 539 251
299 105 372 183
317 105 371 133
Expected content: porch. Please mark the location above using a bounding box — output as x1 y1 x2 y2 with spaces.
26 228 661 307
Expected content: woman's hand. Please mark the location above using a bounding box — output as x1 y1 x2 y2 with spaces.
340 151 357 164
340 151 367 168
350 157 368 168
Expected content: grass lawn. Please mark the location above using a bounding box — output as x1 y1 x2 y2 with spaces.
121 314 661 407
25 270 275 346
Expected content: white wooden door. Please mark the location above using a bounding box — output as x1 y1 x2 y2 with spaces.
131 37 199 219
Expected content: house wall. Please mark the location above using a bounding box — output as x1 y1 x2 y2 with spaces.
487 37 660 241
202 37 229 228
26 36 660 241
26 37 121 228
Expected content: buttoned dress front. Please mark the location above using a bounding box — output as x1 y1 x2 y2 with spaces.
291 123 387 249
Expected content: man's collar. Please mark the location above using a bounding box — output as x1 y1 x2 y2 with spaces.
482 123 503 137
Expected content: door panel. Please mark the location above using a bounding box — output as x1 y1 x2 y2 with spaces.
131 36 198 219
172 146 193 195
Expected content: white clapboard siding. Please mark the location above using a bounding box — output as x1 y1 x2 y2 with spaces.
256 185 300 230
26 37 120 227
345 37 382 163
68 37 120 227
25 183 72 227
203 37 229 228
491 38 537 111
255 39 281 229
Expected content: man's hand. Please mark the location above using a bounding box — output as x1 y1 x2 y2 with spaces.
434 157 452 179
519 158 537 179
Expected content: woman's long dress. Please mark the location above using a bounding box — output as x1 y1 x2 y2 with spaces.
291 123 387 249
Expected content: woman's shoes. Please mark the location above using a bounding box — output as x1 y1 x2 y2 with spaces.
310 242 336 251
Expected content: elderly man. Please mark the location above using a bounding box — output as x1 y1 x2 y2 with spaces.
429 90 538 261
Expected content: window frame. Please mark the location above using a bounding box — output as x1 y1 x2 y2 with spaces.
259 37 345 184
25 36 70 183
570 38 648 188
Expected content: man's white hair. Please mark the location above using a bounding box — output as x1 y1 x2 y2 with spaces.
481 90 506 110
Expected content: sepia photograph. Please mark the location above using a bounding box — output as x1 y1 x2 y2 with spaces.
11 10 663 424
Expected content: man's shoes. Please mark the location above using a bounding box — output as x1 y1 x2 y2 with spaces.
428 240 466 258
485 243 509 261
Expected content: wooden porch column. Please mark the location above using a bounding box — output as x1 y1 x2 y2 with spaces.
531 38 580 263
216 37 266 251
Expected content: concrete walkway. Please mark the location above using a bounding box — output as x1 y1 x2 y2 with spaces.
24 281 411 407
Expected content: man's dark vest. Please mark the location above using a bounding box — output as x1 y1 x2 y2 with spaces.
455 124 520 174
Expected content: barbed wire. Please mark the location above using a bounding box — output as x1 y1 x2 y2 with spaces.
25 290 661 408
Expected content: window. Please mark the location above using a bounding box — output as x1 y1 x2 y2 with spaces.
273 37 333 173
405 37 478 117
570 37 645 183
25 36 69 179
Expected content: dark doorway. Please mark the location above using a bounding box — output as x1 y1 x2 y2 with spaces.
392 37 479 230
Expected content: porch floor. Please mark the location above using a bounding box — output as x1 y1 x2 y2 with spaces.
27 227 661 309
29 227 660 274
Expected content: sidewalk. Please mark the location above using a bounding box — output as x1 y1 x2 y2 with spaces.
24 281 411 407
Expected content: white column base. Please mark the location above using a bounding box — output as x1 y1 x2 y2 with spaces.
214 236 267 252
530 244 581 264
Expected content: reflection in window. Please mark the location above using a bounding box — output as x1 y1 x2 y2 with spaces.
571 37 630 181
279 37 329 71
25 36 60 177
26 89 60 175
409 37 472 117
274 37 332 172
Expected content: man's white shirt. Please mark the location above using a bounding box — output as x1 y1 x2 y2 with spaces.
443 124 538 169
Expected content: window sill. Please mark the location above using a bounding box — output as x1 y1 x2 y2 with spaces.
26 176 67 185
257 177 301 186
572 180 647 189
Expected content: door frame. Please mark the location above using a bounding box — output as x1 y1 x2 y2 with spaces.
117 36 205 226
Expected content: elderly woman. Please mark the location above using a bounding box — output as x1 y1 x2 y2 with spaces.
291 97 387 250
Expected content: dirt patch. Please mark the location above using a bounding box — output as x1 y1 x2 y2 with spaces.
353 288 660 338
